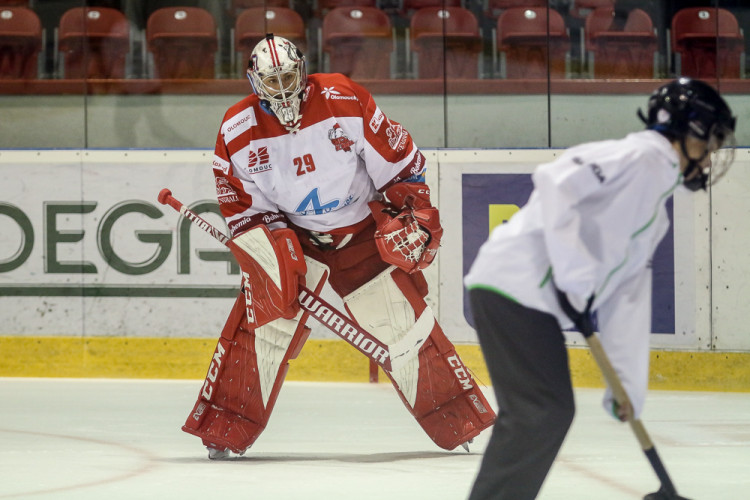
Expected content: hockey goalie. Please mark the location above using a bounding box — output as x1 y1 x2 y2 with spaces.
182 34 495 459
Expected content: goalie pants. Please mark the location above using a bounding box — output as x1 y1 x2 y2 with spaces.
467 288 575 500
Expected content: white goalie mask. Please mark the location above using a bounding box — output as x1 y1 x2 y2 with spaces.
247 34 307 132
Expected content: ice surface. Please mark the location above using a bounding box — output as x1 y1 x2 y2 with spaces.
0 379 747 499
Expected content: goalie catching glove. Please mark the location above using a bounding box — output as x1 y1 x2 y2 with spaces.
369 182 443 274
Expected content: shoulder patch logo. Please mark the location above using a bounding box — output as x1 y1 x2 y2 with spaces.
369 107 384 134
321 86 358 101
328 124 355 152
216 177 239 204
212 157 231 175
386 119 407 151
321 86 340 99
223 108 257 142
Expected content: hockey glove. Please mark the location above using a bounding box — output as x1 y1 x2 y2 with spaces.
555 288 595 338
369 182 443 274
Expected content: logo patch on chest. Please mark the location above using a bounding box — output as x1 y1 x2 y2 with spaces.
328 124 354 152
246 146 271 174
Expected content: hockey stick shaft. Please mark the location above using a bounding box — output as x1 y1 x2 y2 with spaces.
584 332 679 497
157 189 393 372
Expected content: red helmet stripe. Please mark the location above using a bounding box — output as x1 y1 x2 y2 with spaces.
266 38 280 68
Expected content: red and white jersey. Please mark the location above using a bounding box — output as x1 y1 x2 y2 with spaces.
212 73 427 237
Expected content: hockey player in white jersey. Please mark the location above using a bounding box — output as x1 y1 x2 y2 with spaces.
182 34 495 458
464 78 737 499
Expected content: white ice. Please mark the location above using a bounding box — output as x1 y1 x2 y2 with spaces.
0 378 748 499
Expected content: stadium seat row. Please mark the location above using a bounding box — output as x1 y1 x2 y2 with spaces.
0 4 745 80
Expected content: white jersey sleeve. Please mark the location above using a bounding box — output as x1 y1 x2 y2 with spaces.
532 133 677 309
596 267 653 418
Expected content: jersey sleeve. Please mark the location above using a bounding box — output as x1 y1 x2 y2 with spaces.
348 79 427 191
533 141 668 419
532 143 655 309
532 153 608 309
212 116 287 237
596 267 652 419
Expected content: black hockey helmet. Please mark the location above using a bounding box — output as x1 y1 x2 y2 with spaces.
639 77 736 141
638 77 737 190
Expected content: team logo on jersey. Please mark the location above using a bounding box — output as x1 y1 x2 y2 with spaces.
245 146 271 174
369 107 384 133
328 124 354 152
386 119 406 151
212 157 231 176
321 86 358 101
321 86 340 99
223 108 257 143
216 178 239 204
295 188 354 216
409 153 424 178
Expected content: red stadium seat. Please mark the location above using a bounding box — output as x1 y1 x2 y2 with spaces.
403 1 461 14
568 0 614 21
487 0 546 19
58 7 130 79
318 0 377 15
585 7 657 79
232 0 290 8
0 6 41 79
235 7 306 73
147 7 217 79
322 6 393 79
0 1 29 6
496 7 569 79
671 7 744 79
410 6 482 79
230 0 291 19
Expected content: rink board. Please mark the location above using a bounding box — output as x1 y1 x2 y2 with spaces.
1 149 749 385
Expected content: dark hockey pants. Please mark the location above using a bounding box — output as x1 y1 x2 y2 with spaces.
467 288 575 500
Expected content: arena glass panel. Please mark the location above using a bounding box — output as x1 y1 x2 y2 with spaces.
0 1 748 149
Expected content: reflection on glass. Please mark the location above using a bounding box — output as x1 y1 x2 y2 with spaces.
496 6 568 79
0 2 748 149
58 6 129 79
671 7 744 79
321 6 393 80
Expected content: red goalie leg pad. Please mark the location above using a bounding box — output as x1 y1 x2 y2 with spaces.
385 324 496 450
182 293 308 454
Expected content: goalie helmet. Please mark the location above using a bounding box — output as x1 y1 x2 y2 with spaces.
247 34 307 133
638 77 737 191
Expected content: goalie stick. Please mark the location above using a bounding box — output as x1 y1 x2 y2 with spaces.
157 189 393 372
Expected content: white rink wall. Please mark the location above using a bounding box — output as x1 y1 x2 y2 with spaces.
1 149 749 352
